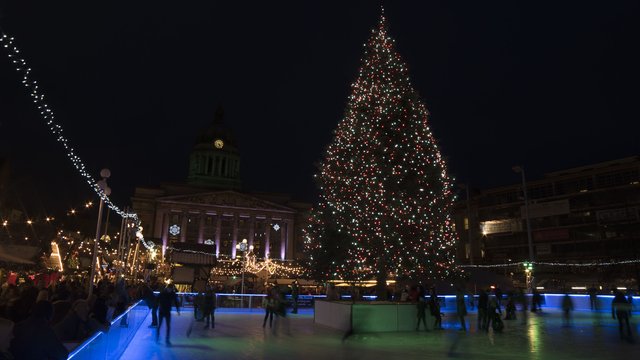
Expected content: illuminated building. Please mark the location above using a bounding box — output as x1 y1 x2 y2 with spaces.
131 107 311 264
455 157 640 268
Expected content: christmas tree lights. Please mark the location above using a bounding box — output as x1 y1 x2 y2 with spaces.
304 10 459 283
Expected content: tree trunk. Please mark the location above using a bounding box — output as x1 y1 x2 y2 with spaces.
375 257 388 301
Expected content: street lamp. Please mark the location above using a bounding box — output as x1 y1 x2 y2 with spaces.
459 183 473 265
512 165 534 291
88 169 111 298
523 262 534 291
235 238 252 295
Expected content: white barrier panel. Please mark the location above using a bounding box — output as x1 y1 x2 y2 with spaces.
314 300 352 332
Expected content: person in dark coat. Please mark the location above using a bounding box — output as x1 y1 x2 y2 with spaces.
202 285 216 329
612 291 632 339
291 280 300 314
429 287 442 330
456 289 468 331
477 289 488 330
148 281 160 328
494 287 503 312
0 317 14 360
416 293 428 331
262 292 275 328
9 300 68 360
156 284 180 345
531 289 543 312
588 285 598 311
53 299 105 342
561 294 573 326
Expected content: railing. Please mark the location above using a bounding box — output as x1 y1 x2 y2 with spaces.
149 291 640 313
165 292 325 312
66 300 148 360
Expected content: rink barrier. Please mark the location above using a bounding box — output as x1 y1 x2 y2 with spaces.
67 300 148 360
161 292 638 312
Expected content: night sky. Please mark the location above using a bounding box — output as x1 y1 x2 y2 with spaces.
1 1 639 216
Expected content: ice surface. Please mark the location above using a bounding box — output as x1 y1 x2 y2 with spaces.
120 308 638 360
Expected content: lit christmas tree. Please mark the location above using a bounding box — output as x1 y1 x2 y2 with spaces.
304 11 459 287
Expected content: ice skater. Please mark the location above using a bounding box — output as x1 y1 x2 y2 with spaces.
156 284 180 346
202 285 216 329
612 290 632 340
291 280 300 314
262 293 275 328
561 293 573 327
456 289 467 331
416 292 428 331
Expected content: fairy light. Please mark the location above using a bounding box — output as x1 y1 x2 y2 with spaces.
459 259 640 268
0 31 153 251
304 9 457 281
209 256 307 278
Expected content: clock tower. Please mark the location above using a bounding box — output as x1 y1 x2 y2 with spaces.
187 106 241 190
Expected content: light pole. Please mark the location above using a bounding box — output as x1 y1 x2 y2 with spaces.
88 169 111 298
459 183 473 265
512 165 535 291
235 238 251 295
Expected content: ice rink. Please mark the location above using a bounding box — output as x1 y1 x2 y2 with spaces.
121 307 638 360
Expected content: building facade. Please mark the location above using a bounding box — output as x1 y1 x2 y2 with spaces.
131 109 310 263
455 157 640 266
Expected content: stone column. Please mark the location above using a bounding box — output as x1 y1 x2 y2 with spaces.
286 219 294 259
161 212 169 259
215 213 222 257
231 213 239 258
180 211 188 243
197 211 205 244
153 209 164 239
280 221 287 260
264 216 271 258
248 215 255 248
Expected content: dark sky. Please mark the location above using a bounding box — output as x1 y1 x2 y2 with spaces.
1 1 639 216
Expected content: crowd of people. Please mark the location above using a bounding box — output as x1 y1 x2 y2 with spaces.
0 276 143 360
351 282 634 340
1 275 635 358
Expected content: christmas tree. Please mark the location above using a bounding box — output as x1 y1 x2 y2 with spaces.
304 11 458 287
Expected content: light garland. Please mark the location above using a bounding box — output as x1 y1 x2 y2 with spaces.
0 32 153 252
459 259 640 268
203 251 306 278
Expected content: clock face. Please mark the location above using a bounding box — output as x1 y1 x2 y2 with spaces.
214 139 224 149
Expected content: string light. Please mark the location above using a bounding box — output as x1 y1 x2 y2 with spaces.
209 256 306 278
0 32 152 251
304 10 458 281
460 259 640 268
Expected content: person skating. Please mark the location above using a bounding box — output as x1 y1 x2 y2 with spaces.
429 287 442 330
416 285 429 331
612 290 632 340
456 289 467 331
262 293 275 328
202 285 216 329
504 294 517 320
561 293 573 327
291 280 300 314
156 284 180 346
477 289 488 330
